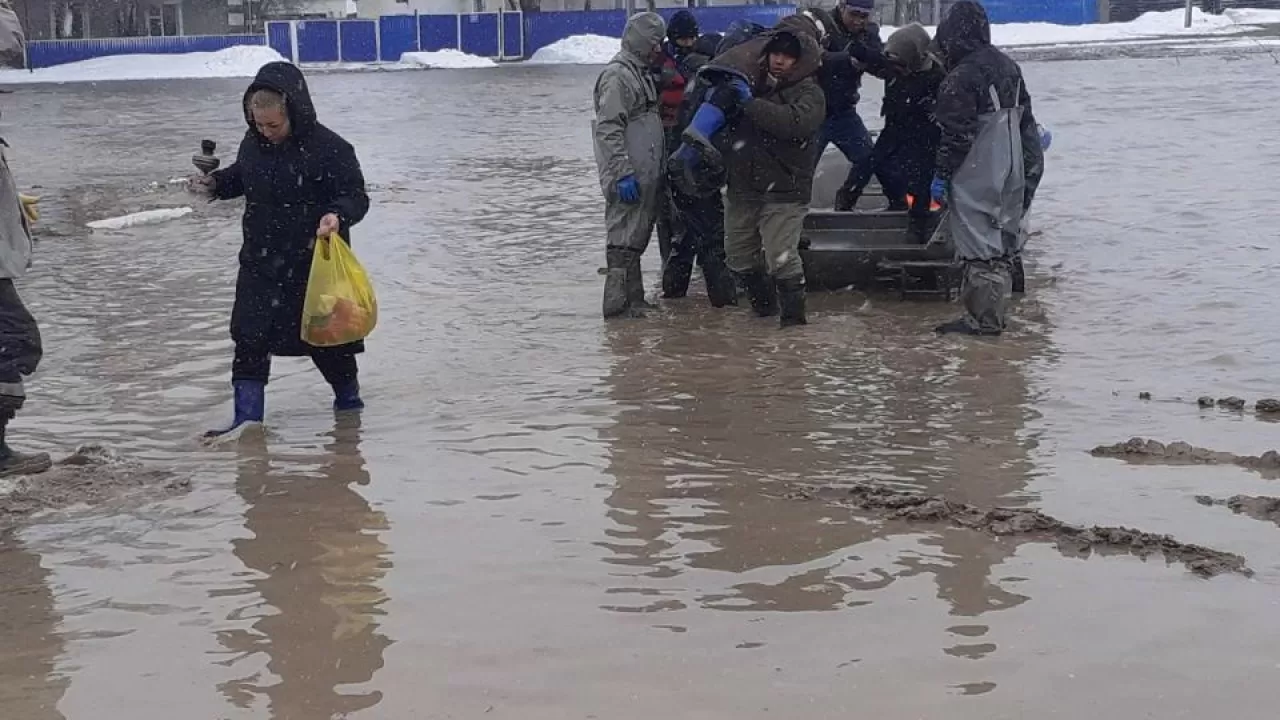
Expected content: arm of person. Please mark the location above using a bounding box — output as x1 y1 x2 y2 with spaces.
209 162 244 201
593 69 637 185
743 82 826 142
325 138 370 230
1017 78 1045 209
849 29 889 74
932 67 982 181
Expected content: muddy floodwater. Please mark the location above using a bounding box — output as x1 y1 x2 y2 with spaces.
1 50 1279 719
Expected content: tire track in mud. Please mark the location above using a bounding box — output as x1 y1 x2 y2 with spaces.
786 483 1251 578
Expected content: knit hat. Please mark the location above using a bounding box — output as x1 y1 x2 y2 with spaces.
667 10 699 41
840 0 875 15
764 31 803 59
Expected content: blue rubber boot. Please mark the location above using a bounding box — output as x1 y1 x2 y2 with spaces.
205 380 265 438
681 101 726 149
333 382 364 412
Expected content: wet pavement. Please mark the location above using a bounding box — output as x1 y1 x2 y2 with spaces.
1 51 1279 718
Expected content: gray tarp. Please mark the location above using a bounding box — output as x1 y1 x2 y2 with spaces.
947 84 1026 262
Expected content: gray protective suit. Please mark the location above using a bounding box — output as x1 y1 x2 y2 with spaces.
0 142 40 415
0 1 24 69
592 12 666 318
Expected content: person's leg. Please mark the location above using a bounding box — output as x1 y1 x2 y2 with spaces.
904 145 937 242
0 279 48 474
830 113 874 211
724 194 775 316
206 344 269 437
694 192 736 308
314 352 362 411
602 184 656 318
873 131 909 210
759 203 808 327
662 189 698 299
937 259 1012 336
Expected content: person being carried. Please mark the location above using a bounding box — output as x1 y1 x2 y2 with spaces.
871 22 946 242
192 61 370 436
929 0 1045 336
679 17 825 327
592 11 667 319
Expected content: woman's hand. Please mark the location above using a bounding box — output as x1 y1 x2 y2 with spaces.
316 213 340 238
188 174 216 197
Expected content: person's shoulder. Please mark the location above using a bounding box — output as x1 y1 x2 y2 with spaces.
311 123 357 151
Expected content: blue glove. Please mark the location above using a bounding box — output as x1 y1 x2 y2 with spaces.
727 77 752 102
1039 124 1053 151
617 174 640 204
930 176 948 204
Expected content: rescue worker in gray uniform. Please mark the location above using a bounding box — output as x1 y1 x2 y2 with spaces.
0 138 49 476
593 12 667 319
930 0 1044 336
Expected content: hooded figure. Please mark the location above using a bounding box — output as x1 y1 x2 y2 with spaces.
0 0 24 69
592 11 666 319
200 61 370 435
702 17 825 327
930 1 1045 336
871 22 946 239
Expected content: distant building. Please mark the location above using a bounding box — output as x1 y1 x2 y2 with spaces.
12 0 355 41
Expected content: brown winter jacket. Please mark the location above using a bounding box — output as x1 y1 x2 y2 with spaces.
709 16 826 204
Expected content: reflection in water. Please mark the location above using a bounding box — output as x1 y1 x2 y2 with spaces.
215 418 392 718
0 539 67 719
598 302 1049 667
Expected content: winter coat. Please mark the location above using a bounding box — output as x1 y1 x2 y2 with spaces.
211 61 370 358
933 0 1044 205
816 14 886 118
879 24 945 141
592 12 666 200
657 37 716 129
0 1 23 69
0 141 32 280
710 16 826 205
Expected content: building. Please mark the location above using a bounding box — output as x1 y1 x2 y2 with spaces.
12 0 354 41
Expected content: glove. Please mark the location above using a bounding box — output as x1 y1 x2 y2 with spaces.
18 194 39 224
617 175 640 204
727 77 752 102
1038 124 1053 151
930 176 948 205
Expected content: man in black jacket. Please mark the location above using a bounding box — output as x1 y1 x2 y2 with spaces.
811 0 885 212
929 0 1045 336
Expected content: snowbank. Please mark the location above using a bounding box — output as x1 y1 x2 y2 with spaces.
887 8 1280 48
401 50 496 69
87 207 193 230
0 46 286 86
528 35 619 65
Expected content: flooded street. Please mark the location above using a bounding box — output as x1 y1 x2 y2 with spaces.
2 50 1280 718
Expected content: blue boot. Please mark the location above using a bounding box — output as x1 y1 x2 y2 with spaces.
333 381 364 412
205 380 265 438
681 101 726 150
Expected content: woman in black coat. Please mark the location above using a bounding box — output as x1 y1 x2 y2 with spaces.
195 61 370 437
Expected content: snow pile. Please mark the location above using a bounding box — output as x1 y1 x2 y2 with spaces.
400 49 496 69
87 207 193 230
528 35 619 65
0 45 286 86
884 8 1280 48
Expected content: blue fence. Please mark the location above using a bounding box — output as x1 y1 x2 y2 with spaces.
25 0 1100 70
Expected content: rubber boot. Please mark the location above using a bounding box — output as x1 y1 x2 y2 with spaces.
681 102 727 153
333 381 364 412
739 269 778 317
602 247 631 318
905 214 933 244
0 415 51 478
776 277 808 328
627 253 656 311
205 380 266 438
935 318 1001 336
702 256 739 308
662 256 694 299
886 197 910 212
833 186 862 212
1011 254 1026 294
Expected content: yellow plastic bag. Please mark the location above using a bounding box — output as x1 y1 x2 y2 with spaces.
301 233 377 347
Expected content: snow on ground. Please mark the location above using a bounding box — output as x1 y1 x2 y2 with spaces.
87 207 193 231
527 9 1280 66
400 50 496 69
528 35 620 65
0 46 285 86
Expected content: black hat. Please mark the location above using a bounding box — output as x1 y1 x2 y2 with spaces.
840 0 875 14
764 31 802 59
668 10 699 41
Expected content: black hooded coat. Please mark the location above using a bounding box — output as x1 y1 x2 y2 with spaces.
211 62 370 358
933 1 1044 205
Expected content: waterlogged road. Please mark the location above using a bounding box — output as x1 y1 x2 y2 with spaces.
0 51 1278 719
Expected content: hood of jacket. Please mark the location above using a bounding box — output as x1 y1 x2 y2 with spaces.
707 15 822 91
885 22 933 72
935 0 990 65
619 12 666 67
243 61 318 140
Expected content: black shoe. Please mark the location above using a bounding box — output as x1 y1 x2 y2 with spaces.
885 197 910 212
906 215 933 244
834 187 862 212
0 443 52 477
662 257 694 299
739 269 778 317
777 277 807 328
935 319 1001 336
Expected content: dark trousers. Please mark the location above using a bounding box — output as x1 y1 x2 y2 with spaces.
874 128 938 218
233 346 358 388
0 278 41 414
816 111 874 195
661 188 736 306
